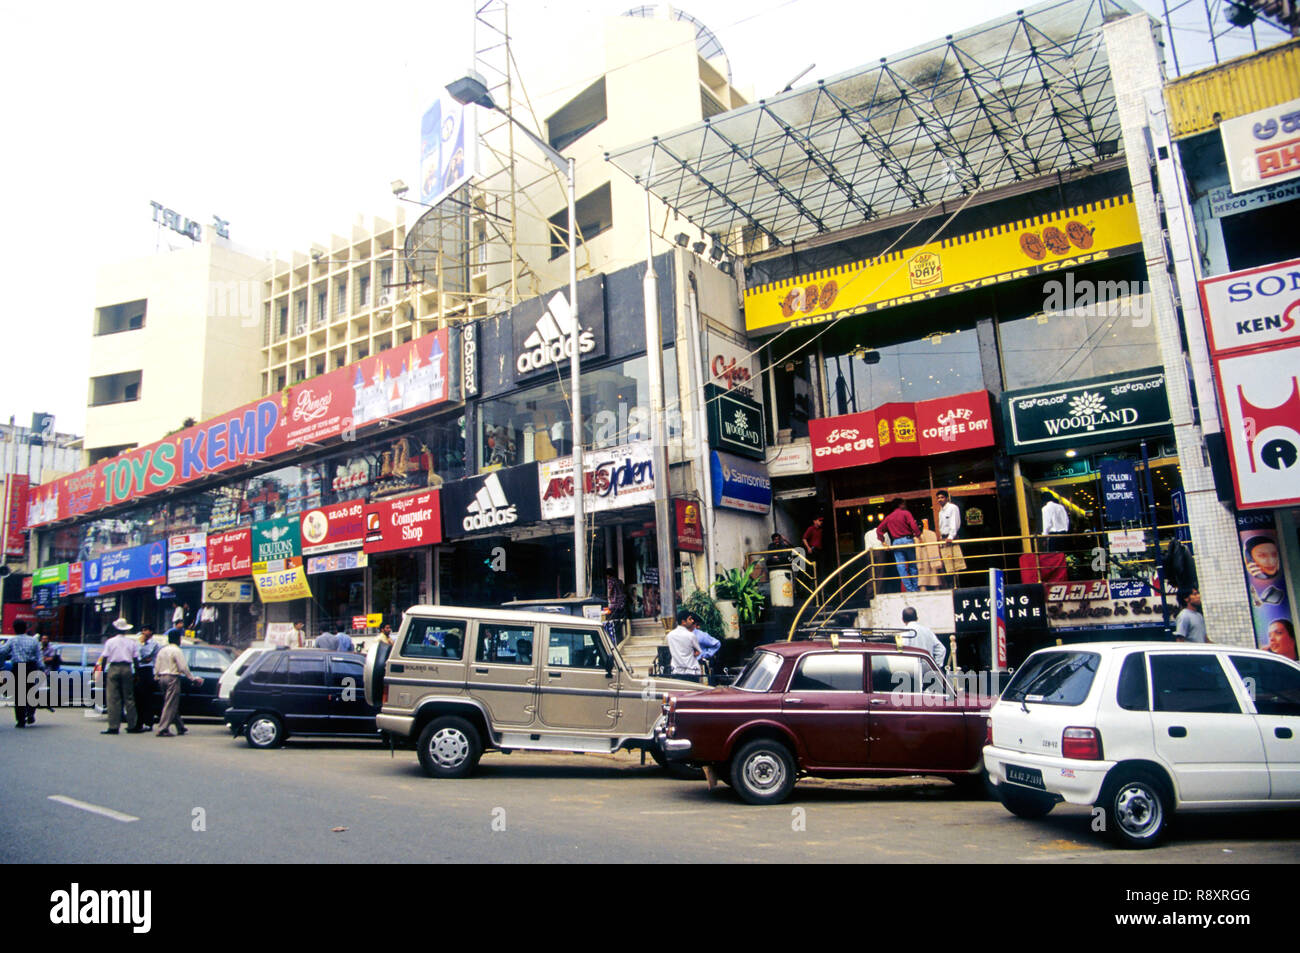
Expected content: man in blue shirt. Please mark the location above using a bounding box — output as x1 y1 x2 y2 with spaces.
696 629 722 683
0 620 47 727
135 625 162 729
335 626 355 653
315 625 339 651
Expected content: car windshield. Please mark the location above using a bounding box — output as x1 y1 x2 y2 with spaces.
733 652 783 692
1002 651 1100 706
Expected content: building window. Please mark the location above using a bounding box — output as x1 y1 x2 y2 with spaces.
476 351 680 470
89 370 143 407
549 183 613 260
546 77 607 151
295 298 307 334
823 323 982 414
359 275 371 308
278 305 288 338
317 291 327 326
336 279 347 315
94 299 147 335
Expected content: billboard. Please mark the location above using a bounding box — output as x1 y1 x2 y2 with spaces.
300 499 366 556
96 542 168 594
538 442 657 520
1198 257 1300 357
810 391 994 472
421 92 478 207
207 527 252 580
167 533 207 584
27 329 449 527
1220 98 1300 195
1213 343 1300 509
364 490 442 554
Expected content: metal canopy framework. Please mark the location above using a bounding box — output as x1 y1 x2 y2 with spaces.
606 0 1142 256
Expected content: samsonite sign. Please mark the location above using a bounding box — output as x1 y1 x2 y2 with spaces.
1198 257 1300 357
1003 369 1171 453
710 451 772 514
364 490 442 554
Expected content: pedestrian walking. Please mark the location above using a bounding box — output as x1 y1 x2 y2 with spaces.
40 633 62 711
153 630 202 737
135 625 161 730
0 621 47 727
96 619 143 734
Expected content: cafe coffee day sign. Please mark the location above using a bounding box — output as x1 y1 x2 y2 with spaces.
1002 368 1171 453
810 390 994 472
26 329 449 527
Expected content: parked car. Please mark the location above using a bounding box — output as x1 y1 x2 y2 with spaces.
983 642 1300 848
225 648 381 748
50 642 101 706
218 646 274 703
366 605 702 778
658 635 994 804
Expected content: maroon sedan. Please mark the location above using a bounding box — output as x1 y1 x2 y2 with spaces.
658 638 993 804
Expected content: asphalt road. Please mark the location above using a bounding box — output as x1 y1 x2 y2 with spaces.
3 707 1299 864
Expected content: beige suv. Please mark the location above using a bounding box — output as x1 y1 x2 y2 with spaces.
363 605 701 778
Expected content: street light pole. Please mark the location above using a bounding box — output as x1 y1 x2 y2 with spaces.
447 72 586 598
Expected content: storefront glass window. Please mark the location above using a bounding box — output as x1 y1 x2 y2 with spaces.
477 352 679 470
823 326 982 414
999 292 1158 390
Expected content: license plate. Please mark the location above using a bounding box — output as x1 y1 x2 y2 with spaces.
1005 764 1046 790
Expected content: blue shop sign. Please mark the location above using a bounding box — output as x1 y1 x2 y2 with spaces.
96 542 168 594
710 451 772 514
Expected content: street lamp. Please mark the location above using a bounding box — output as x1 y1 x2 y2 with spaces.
447 71 588 598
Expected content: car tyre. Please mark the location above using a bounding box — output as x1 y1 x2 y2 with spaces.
998 784 1056 819
1097 768 1170 849
729 738 796 805
417 716 482 779
245 713 284 749
952 768 996 800
363 640 391 708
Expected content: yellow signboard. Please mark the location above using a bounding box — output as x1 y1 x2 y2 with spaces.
743 195 1143 334
251 557 313 603
367 613 384 628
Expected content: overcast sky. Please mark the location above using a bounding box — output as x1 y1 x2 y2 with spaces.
0 0 1276 439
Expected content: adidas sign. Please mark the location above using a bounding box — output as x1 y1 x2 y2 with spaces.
463 472 518 531
517 291 595 374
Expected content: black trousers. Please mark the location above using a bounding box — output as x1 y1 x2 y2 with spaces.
135 665 157 726
13 663 37 725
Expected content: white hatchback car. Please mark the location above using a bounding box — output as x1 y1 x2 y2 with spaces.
983 642 1300 848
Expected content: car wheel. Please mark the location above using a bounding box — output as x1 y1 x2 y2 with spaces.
245 713 284 749
416 716 482 779
1098 769 1170 849
998 784 1056 819
729 738 796 805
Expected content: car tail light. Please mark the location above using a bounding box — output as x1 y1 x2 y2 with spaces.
1062 727 1102 760
986 718 993 746
382 684 389 705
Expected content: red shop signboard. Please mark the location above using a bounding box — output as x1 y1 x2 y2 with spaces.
301 499 367 556
363 490 442 555
811 390 994 473
207 527 253 580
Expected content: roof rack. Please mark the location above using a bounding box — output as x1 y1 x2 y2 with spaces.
792 626 919 644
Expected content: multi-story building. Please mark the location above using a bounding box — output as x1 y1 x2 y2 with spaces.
87 233 267 462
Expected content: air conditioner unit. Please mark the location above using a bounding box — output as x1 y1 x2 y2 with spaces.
378 292 394 308
294 320 307 336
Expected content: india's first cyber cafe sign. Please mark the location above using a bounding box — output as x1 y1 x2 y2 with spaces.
150 201 229 242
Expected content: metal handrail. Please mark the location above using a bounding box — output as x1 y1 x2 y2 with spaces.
787 523 1191 640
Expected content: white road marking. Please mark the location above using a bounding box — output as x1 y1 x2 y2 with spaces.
48 795 139 823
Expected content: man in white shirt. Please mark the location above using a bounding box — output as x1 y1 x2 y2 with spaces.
901 606 947 669
935 490 961 542
1041 496 1069 552
665 609 703 678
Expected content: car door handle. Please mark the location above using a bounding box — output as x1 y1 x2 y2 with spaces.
1168 726 1187 738
1277 727 1293 740
785 697 801 703
474 667 489 674
870 698 887 706
547 671 562 678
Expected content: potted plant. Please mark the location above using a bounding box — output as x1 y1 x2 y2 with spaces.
681 589 725 645
713 564 766 639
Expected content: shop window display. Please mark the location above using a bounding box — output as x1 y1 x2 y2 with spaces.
823 326 982 415
476 353 679 471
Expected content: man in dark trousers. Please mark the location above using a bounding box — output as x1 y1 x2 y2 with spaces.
0 621 47 727
802 515 829 584
876 499 921 593
135 625 162 730
96 619 143 734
